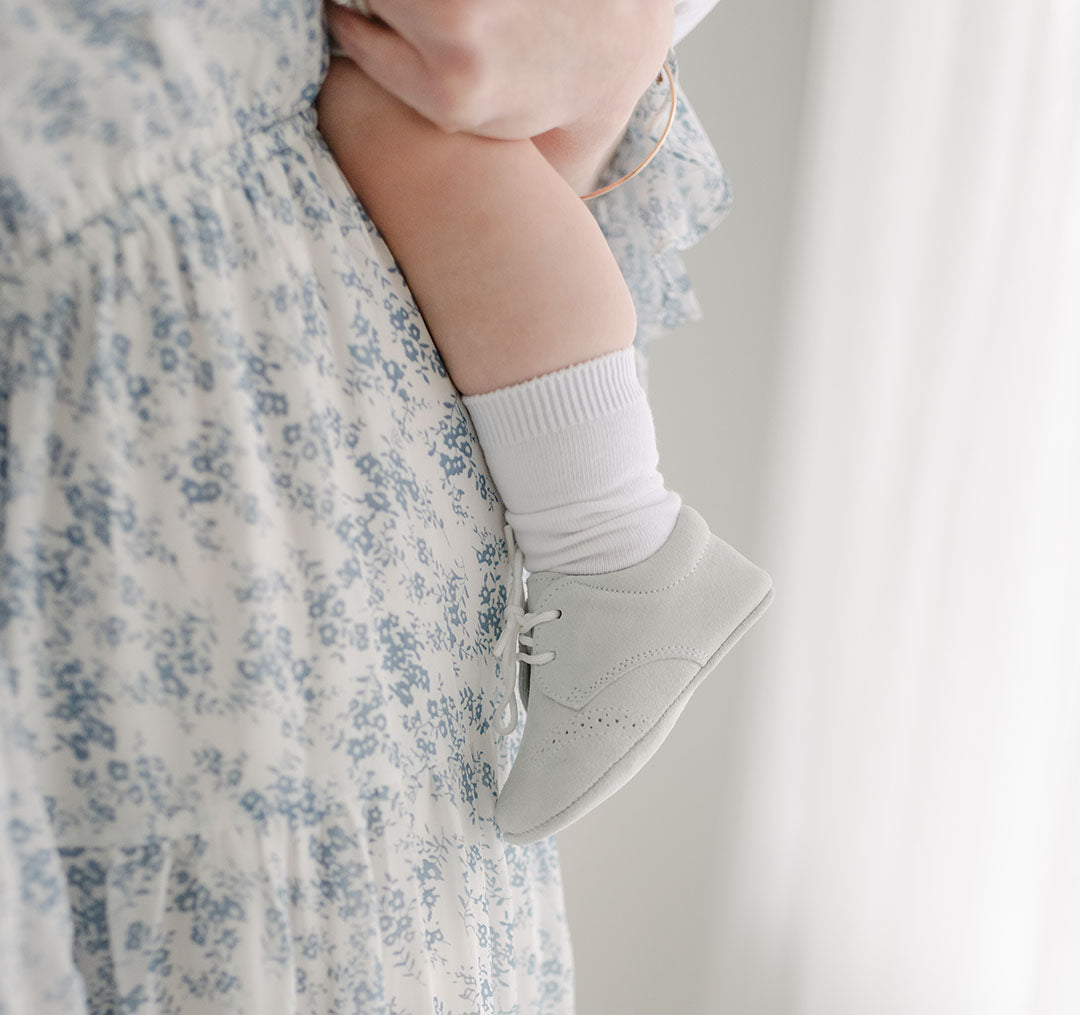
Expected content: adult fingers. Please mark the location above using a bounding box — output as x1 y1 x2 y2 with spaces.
325 2 476 130
325 5 435 118
363 0 440 43
366 0 489 50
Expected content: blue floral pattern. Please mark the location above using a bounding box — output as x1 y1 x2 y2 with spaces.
595 48 733 352
0 2 729 1012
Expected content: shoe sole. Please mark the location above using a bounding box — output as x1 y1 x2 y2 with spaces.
499 583 776 845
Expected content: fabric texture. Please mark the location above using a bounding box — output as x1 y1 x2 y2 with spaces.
0 1 731 1013
593 46 733 357
462 349 681 575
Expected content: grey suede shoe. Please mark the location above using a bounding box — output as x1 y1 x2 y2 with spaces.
491 504 774 845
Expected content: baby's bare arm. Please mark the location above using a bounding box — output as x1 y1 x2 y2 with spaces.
315 56 636 396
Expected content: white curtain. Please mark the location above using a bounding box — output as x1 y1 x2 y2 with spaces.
706 1 1080 1013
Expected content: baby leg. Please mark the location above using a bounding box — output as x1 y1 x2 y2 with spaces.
316 56 636 396
317 56 680 575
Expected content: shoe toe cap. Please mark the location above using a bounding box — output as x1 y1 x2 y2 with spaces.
495 661 699 844
495 707 626 843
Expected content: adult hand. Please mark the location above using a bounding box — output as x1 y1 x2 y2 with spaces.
324 0 674 191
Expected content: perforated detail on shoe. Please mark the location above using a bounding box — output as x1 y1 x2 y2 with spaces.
531 704 641 759
558 645 706 709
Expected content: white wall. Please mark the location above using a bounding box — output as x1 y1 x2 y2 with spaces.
558 1 814 1011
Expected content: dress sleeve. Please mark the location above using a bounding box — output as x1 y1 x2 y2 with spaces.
586 46 732 351
673 0 722 44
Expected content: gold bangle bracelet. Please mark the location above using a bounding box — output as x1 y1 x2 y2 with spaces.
579 61 678 202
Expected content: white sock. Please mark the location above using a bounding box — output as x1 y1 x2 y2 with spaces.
462 347 682 575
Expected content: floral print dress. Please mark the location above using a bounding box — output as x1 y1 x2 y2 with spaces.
0 1 729 1012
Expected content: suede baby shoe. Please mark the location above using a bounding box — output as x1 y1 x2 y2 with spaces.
491 504 774 845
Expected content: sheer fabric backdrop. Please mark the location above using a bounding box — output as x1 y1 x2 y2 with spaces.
711 1 1080 1012
566 1 1080 1012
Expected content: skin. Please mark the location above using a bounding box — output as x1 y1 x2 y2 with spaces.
324 0 674 191
315 55 642 395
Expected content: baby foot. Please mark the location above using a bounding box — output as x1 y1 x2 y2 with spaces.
492 504 774 845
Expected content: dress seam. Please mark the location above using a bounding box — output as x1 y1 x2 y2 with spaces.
3 99 319 273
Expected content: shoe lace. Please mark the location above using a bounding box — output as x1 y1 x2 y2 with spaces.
493 523 561 737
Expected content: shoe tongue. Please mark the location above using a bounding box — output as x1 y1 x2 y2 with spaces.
525 569 563 610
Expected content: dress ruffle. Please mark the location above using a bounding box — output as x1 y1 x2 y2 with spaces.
589 49 733 350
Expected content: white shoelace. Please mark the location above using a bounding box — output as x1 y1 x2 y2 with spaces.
493 524 560 737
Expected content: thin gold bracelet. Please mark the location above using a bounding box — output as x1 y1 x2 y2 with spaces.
579 61 678 201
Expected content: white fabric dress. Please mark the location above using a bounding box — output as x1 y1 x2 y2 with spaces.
0 1 727 1012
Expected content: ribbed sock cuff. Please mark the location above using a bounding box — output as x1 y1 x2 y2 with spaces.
460 347 680 574
462 347 644 448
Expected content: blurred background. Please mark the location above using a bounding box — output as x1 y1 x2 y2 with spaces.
559 1 1080 1012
